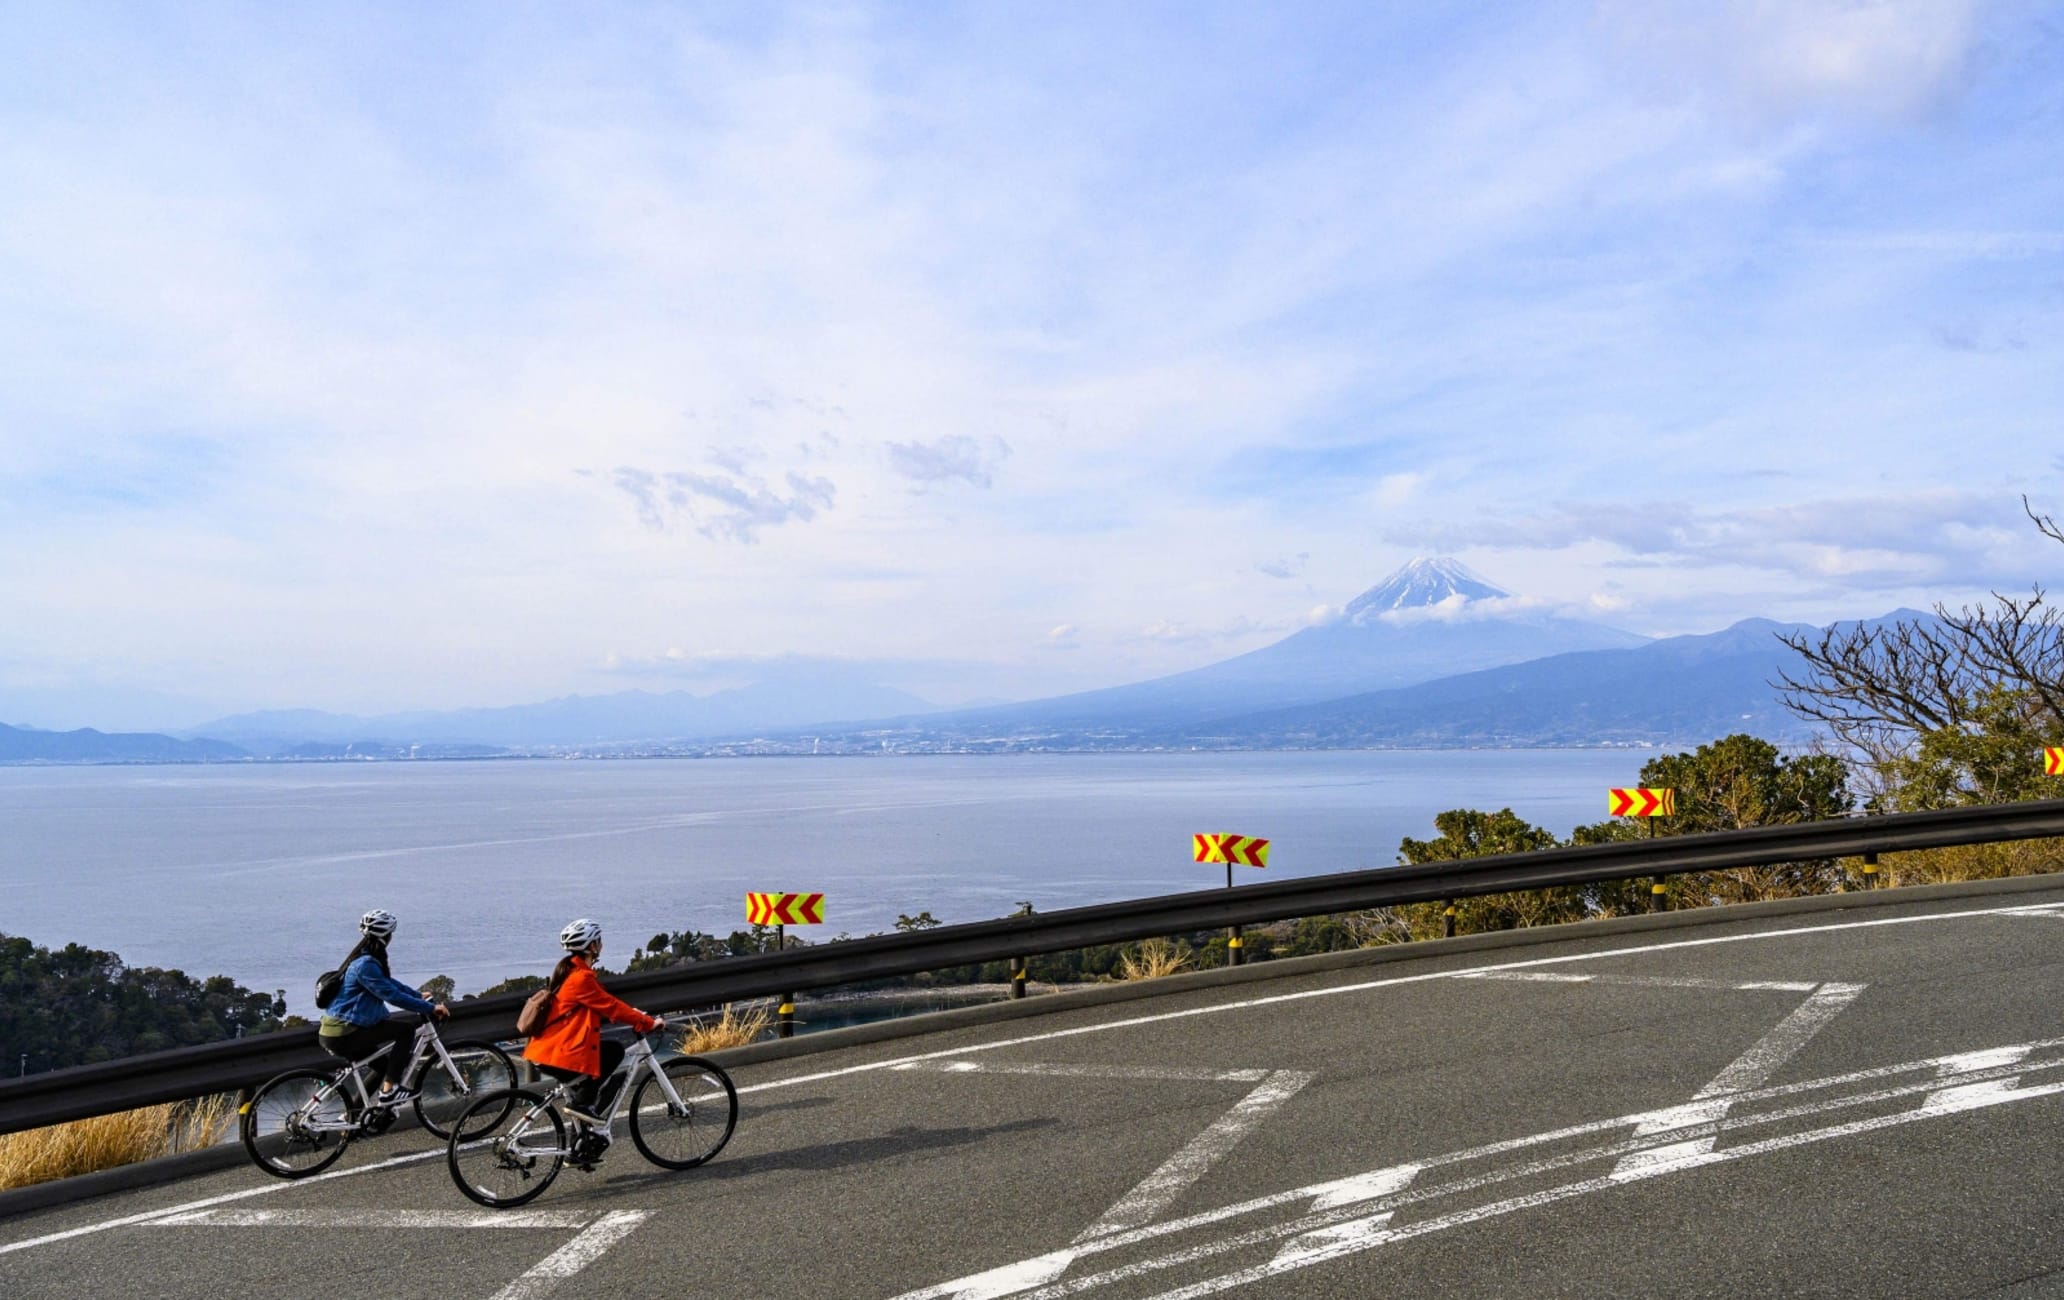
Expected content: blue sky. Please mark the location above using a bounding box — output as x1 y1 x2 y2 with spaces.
3 1 2062 727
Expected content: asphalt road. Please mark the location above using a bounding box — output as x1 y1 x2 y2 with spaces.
7 885 2064 1299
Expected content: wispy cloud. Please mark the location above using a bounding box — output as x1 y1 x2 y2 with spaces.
1390 491 2049 591
885 434 1010 489
607 462 836 543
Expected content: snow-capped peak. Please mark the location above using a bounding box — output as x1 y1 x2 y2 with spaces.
1344 557 1509 619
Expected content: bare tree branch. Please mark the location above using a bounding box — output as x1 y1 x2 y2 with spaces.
2028 494 2064 546
1774 499 2064 750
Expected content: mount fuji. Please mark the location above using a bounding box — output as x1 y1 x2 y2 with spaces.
912 558 1648 735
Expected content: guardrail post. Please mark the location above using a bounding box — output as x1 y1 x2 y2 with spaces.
1863 851 1879 889
1228 925 1245 966
1651 878 1667 912
778 994 796 1039
1010 957 1028 999
1442 900 1457 938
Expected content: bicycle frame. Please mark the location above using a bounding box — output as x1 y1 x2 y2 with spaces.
298 1020 466 1133
505 1031 688 1156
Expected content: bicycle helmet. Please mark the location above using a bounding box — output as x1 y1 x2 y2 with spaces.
360 909 399 939
559 917 604 952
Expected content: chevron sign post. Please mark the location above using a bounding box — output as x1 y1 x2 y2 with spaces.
1608 788 1676 818
746 892 825 1039
1194 833 1271 966
745 892 825 926
1608 789 1676 912
2046 748 2064 776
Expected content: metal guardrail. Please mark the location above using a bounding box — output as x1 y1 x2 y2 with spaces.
7 797 2064 1136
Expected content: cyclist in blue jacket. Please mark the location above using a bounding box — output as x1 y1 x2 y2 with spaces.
317 909 450 1107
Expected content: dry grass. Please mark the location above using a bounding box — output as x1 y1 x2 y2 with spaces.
0 1095 234 1192
673 1002 775 1054
1117 937 1193 981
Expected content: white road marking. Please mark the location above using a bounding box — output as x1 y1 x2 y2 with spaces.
1617 981 1862 1179
5 896 2060 1261
486 1209 651 1300
1074 1072 1314 1242
153 1208 591 1229
898 1066 1316 1298
1269 1212 1395 1268
1461 972 1821 992
1306 1164 1420 1213
1938 1047 2033 1076
895 1039 2064 1300
143 1204 649 1300
894 1063 1274 1084
1693 982 1865 1097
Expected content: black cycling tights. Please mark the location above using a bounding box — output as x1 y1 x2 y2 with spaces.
320 1020 415 1088
540 1040 627 1116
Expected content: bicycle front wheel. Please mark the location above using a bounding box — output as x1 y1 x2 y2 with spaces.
414 1040 518 1140
629 1055 737 1170
448 1089 565 1208
241 1068 355 1179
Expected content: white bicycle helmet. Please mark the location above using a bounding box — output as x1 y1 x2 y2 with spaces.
559 917 604 952
360 909 398 939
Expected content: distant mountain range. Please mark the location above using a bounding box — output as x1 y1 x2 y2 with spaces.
869 559 1649 735
187 679 936 752
1187 617 1824 747
0 559 1881 761
0 722 246 764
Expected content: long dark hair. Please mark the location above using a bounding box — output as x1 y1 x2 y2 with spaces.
549 943 599 991
342 933 391 978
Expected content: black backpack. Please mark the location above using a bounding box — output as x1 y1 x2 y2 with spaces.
314 966 346 1010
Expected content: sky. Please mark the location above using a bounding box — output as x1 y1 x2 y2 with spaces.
3 1 2062 729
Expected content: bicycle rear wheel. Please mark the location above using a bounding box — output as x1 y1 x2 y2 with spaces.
241 1068 355 1179
414 1040 517 1139
447 1089 565 1208
629 1055 737 1170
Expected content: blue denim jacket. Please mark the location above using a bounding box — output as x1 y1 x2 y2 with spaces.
325 954 437 1028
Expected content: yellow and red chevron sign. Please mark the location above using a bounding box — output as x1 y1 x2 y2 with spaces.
2046 748 2064 776
1193 833 1270 868
746 892 825 926
1609 787 1676 818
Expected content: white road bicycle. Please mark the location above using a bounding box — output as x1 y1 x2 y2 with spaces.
447 1018 737 1208
240 1019 517 1179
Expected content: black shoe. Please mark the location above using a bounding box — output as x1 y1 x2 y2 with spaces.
570 1127 611 1168
377 1085 419 1109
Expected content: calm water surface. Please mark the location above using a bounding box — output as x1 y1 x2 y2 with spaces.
0 752 1644 1010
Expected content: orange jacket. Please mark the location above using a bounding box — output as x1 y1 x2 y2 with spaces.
521 957 660 1078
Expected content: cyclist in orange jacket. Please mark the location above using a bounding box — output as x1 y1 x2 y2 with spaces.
522 918 661 1157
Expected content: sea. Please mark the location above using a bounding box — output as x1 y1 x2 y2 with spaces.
0 751 1646 1013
